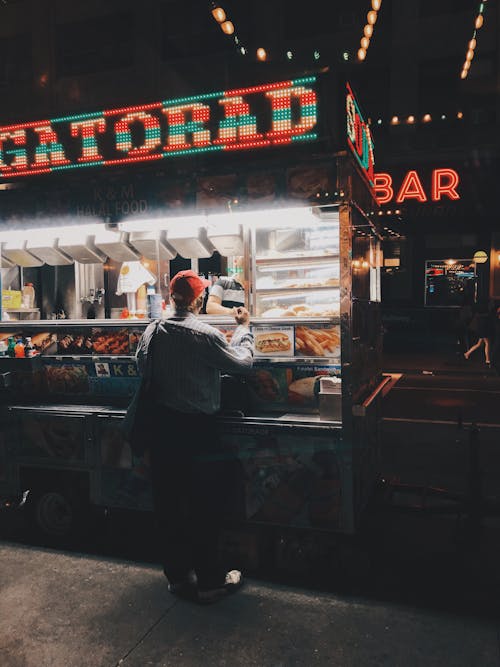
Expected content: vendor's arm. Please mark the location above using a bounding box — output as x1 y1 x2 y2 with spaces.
206 294 235 316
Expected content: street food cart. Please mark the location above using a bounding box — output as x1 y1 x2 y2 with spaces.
0 72 386 562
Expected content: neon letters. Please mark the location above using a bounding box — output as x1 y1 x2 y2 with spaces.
0 78 318 178
373 168 460 204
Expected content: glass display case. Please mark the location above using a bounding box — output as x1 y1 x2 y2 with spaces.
251 208 340 318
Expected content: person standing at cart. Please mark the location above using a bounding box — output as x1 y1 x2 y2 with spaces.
135 269 254 604
206 255 246 315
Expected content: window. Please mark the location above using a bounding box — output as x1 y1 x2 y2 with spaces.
55 12 134 77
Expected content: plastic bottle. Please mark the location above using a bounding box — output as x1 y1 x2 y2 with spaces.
7 337 16 358
22 283 35 309
24 337 36 358
14 339 25 358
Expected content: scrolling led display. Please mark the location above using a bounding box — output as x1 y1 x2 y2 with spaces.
0 77 318 179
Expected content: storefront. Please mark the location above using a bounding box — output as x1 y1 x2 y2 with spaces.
0 71 387 546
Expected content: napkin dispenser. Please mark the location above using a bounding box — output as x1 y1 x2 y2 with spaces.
318 377 341 421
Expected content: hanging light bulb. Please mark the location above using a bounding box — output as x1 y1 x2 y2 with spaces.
461 70 468 79
372 0 382 10
364 23 373 38
422 113 432 122
390 116 399 125
367 10 378 25
475 14 484 29
463 60 471 71
457 111 464 119
407 115 415 124
466 48 475 61
256 47 267 61
357 47 366 61
469 38 477 50
221 20 234 35
361 36 370 49
211 3 226 23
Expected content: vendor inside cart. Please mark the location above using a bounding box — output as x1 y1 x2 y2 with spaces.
206 255 246 316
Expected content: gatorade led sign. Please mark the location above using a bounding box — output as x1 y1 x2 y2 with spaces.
0 77 318 179
346 82 375 188
374 169 460 204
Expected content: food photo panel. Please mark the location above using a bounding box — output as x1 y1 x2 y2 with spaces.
253 325 294 358
295 324 340 358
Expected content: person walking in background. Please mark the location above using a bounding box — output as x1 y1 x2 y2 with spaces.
456 294 474 355
135 270 254 604
463 299 494 367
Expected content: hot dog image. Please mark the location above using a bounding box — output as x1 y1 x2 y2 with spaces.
255 331 291 354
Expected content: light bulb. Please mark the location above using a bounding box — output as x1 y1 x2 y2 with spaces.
466 48 474 61
364 23 373 38
390 116 399 124
422 113 432 122
361 36 370 49
211 5 226 22
367 10 378 25
372 0 382 10
475 14 484 29
221 20 234 35
461 70 468 79
357 47 366 61
407 115 415 124
469 38 476 50
256 47 267 61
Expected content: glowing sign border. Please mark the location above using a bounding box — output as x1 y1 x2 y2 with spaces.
346 82 375 188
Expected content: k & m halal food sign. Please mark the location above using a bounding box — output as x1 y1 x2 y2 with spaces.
0 77 319 179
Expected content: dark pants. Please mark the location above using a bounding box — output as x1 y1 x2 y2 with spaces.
148 406 229 590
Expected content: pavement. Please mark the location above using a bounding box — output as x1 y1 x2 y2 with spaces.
1 340 500 666
0 538 499 667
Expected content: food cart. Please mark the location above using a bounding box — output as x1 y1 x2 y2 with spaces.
0 71 387 565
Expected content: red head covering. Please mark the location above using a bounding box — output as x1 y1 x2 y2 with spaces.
169 270 211 302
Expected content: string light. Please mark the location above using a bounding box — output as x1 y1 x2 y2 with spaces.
460 0 487 79
372 111 463 126
221 20 234 35
357 1 382 61
210 2 226 23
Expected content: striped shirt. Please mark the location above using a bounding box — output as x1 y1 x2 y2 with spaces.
209 277 245 309
136 312 254 414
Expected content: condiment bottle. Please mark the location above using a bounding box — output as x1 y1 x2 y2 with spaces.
7 337 16 358
24 337 36 358
14 339 25 358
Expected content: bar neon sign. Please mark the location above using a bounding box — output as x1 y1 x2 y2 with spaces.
346 82 375 188
374 169 460 204
0 77 318 179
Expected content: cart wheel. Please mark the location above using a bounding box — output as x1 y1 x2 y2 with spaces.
30 489 78 539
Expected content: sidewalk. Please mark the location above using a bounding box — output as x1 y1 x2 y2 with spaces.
0 540 498 667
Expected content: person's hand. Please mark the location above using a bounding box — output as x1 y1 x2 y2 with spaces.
234 306 250 326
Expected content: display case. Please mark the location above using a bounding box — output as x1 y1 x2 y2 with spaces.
252 208 340 318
